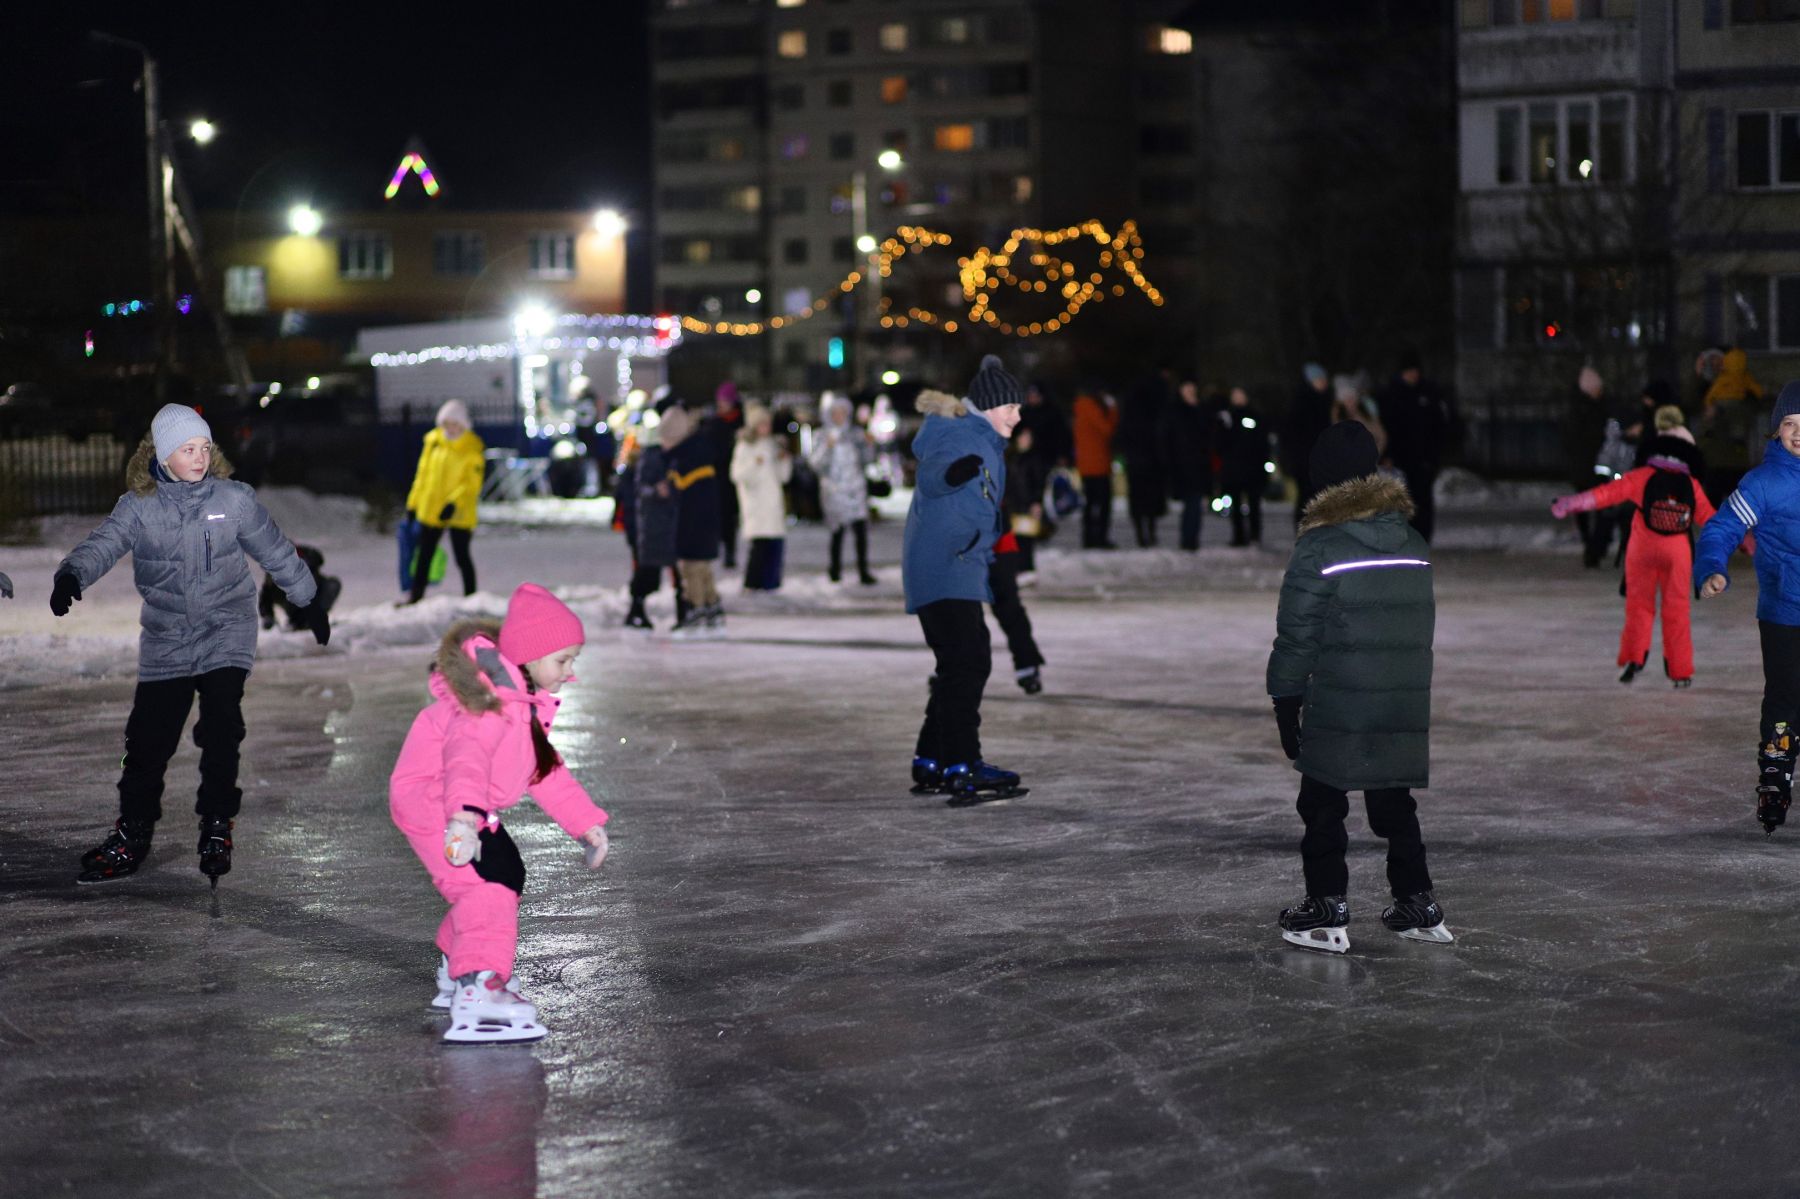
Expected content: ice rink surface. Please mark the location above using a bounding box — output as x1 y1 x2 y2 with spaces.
4 501 1797 1197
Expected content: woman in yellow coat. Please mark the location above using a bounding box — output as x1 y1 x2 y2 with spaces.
404 399 486 602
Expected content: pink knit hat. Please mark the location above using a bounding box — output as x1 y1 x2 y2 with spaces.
499 583 584 665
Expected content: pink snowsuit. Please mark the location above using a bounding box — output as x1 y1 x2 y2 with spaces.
389 619 607 981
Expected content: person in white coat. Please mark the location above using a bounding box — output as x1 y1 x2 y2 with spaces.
812 394 877 584
730 404 792 591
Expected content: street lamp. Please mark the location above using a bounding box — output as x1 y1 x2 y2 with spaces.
592 208 627 239
849 151 905 388
876 149 904 171
189 118 216 145
287 204 323 236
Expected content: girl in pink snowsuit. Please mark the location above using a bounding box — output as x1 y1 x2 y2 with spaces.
390 583 608 1043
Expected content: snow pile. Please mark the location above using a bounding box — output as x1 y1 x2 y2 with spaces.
477 496 618 528
255 488 371 543
1434 467 1562 510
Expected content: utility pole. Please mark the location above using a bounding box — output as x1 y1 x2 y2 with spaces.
93 32 173 404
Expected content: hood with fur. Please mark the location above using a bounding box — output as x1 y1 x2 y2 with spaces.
432 617 510 715
125 434 234 497
915 389 966 419
1299 474 1414 534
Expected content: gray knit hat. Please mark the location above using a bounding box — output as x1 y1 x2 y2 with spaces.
1770 380 1800 434
150 403 213 464
967 354 1023 411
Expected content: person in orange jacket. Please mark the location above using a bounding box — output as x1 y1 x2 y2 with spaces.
1072 388 1119 548
1551 432 1716 686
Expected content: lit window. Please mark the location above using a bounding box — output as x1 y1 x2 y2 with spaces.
881 75 909 103
776 0 805 6
777 30 806 58
934 17 970 43
337 232 392 280
1013 175 1033 203
934 124 975 152
879 22 908 51
1154 26 1193 54
528 233 577 279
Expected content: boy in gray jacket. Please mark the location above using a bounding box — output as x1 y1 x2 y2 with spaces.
1266 422 1450 953
52 404 328 885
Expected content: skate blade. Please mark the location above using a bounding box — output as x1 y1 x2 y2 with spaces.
1395 923 1455 944
945 786 1029 808
1281 927 1350 954
74 871 143 886
431 994 454 1010
443 1019 546 1045
909 784 944 795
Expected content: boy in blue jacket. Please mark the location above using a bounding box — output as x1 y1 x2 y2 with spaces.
904 356 1027 807
1697 380 1800 835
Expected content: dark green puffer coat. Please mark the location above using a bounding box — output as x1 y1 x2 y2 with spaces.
1266 475 1434 790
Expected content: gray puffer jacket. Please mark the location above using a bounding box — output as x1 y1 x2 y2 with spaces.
60 439 316 681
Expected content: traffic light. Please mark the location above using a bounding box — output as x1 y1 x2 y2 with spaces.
827 337 845 370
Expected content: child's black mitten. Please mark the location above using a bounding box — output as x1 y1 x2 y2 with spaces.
49 571 82 616
1272 695 1302 760
944 455 982 487
296 599 332 646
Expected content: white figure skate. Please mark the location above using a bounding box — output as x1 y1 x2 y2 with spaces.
432 955 523 1009
443 971 547 1044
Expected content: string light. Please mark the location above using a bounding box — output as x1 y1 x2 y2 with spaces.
384 152 440 200
677 219 1162 339
366 312 682 368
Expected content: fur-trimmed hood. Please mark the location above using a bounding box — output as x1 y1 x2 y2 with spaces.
915 389 967 419
125 433 234 497
432 617 510 715
1299 474 1414 534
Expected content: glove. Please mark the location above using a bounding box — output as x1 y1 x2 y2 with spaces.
1550 492 1595 520
1273 695 1303 761
582 825 609 870
296 599 331 646
439 502 456 522
405 508 417 524
445 813 485 867
944 454 982 487
0 570 12 599
50 570 82 617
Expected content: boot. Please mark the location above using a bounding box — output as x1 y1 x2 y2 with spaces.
198 815 233 883
77 818 156 885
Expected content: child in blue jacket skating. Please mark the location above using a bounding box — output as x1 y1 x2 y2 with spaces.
1696 380 1800 835
904 356 1027 807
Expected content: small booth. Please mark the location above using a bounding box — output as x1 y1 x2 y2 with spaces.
358 310 681 496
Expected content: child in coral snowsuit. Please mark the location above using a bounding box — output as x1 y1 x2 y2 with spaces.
389 583 608 1040
1553 437 1715 685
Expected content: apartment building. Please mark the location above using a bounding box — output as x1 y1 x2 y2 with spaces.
652 0 1199 393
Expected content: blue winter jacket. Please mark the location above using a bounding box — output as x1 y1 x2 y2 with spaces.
1694 442 1800 626
902 391 1007 613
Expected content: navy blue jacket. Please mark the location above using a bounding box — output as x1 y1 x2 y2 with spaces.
667 435 721 561
1695 442 1800 626
903 392 1007 613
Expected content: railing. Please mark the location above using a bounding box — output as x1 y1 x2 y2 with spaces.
0 435 131 515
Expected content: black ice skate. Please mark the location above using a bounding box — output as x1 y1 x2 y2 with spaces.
1757 722 1794 837
623 602 653 632
76 818 155 885
943 761 1028 807
910 756 945 794
1619 661 1643 684
1279 894 1350 954
1380 890 1455 944
198 816 233 888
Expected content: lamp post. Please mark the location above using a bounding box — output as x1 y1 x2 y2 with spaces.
92 31 174 404
848 150 904 391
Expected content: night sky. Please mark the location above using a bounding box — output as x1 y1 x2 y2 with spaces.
4 6 653 219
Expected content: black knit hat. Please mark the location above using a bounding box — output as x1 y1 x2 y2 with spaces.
967 354 1023 411
1771 380 1800 435
1309 421 1380 493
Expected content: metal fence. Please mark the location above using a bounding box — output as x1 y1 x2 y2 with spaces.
0 435 131 515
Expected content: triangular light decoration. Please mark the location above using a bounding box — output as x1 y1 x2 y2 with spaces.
384 138 440 200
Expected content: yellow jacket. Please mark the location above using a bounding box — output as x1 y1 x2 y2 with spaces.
407 428 486 529
1705 347 1764 408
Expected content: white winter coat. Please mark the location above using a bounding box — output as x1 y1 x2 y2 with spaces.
811 424 871 531
731 436 792 539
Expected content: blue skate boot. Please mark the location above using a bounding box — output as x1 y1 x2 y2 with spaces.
942 761 1028 807
910 757 945 794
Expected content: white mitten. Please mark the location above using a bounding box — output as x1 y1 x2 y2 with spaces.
582 826 609 870
444 815 484 867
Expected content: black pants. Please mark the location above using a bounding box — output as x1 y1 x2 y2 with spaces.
988 557 1045 673
744 537 785 590
118 667 249 824
1177 493 1205 550
1081 475 1113 547
630 562 683 604
721 495 740 568
1228 487 1263 545
1760 620 1800 747
1401 466 1438 544
914 599 990 767
1295 774 1432 899
829 520 870 581
409 525 477 600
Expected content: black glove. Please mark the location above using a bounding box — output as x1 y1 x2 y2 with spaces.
405 508 417 524
1272 695 1302 761
297 599 331 646
944 454 982 487
0 570 12 599
439 502 456 522
50 571 82 617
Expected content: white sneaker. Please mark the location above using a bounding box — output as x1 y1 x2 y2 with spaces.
443 970 546 1044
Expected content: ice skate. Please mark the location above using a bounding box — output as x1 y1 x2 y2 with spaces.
668 613 706 640
443 971 546 1045
703 604 727 639
1279 894 1350 954
1619 661 1643 684
1672 678 1692 690
433 955 522 1009
943 761 1028 807
910 756 945 794
197 816 233 888
623 603 653 633
1381 891 1454 944
76 818 155 885
1016 666 1043 695
1758 723 1794 837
